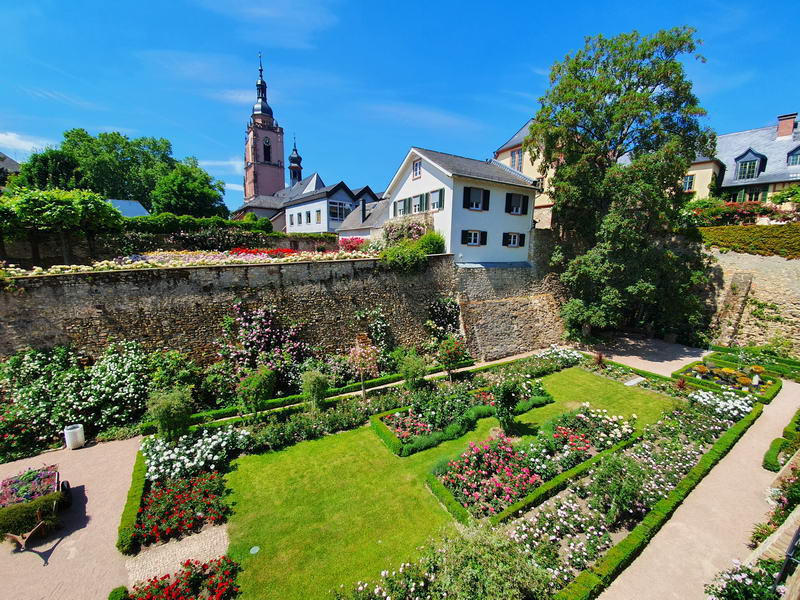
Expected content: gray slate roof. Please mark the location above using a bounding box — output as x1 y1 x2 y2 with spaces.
705 122 800 188
0 152 20 173
495 119 533 154
337 198 391 232
107 199 149 217
413 148 535 188
232 172 328 213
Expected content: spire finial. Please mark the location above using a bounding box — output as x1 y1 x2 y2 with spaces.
258 51 263 78
293 134 297 150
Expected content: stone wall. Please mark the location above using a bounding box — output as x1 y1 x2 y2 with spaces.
0 256 455 363
456 259 566 361
711 250 800 350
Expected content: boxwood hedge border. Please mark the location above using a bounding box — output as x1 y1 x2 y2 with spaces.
553 402 765 599
116 450 147 555
671 360 782 403
706 350 800 383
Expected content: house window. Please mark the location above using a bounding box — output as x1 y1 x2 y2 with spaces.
412 159 422 179
683 175 695 192
329 201 351 221
510 149 523 171
289 214 294 226
430 188 444 211
505 193 528 215
502 232 525 248
736 160 758 180
315 210 321 224
464 187 488 211
461 230 486 246
412 194 426 213
306 211 311 224
263 137 271 162
298 212 303 224
789 151 800 166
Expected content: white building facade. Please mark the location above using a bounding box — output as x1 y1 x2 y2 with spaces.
383 148 539 263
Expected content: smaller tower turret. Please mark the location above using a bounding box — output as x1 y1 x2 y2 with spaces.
288 137 303 186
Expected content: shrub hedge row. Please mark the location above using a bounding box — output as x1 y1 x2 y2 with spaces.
488 434 642 526
139 359 476 434
122 213 341 239
0 490 64 536
709 345 800 369
763 438 787 472
555 402 764 599
116 451 147 555
371 394 552 457
694 223 800 259
671 361 782 403
707 351 800 383
425 473 472 525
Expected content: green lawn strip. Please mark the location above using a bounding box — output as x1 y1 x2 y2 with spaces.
225 368 674 600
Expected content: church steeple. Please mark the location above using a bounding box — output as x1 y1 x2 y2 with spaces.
252 52 273 121
289 137 302 185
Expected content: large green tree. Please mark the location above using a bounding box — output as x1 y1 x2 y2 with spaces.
72 190 124 258
525 27 715 260
9 188 81 264
150 158 228 218
10 148 84 191
525 27 717 341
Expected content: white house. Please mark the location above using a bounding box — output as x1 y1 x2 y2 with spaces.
382 147 540 263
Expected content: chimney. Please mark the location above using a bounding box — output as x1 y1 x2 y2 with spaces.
360 197 367 223
777 113 797 138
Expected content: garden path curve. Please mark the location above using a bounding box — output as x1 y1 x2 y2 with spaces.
0 436 141 600
598 338 800 600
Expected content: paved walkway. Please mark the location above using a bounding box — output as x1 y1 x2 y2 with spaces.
0 436 141 600
593 335 708 376
597 340 800 600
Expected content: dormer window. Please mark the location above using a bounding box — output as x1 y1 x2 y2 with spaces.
412 159 422 179
736 160 758 180
789 147 800 167
734 148 766 180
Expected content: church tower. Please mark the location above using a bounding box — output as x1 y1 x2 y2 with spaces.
243 54 285 200
288 138 302 186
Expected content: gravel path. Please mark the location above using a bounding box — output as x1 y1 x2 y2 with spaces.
597 341 800 600
126 525 229 588
0 436 141 600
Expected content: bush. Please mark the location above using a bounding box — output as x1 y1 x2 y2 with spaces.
108 587 130 600
301 370 329 412
763 437 787 472
236 366 276 422
415 231 446 255
147 351 202 394
493 379 518 434
117 451 147 554
147 387 194 441
694 223 800 259
129 556 240 600
338 237 366 251
380 241 427 272
436 335 470 377
397 350 427 390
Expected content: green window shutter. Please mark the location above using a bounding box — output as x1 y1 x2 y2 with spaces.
463 187 471 209
423 193 429 211
439 188 445 210
482 189 490 211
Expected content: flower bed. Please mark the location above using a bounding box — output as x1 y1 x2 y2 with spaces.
436 405 636 518
705 559 785 599
135 472 229 546
673 360 781 401
750 463 800 548
0 465 59 508
129 556 240 600
2 248 380 278
141 427 249 481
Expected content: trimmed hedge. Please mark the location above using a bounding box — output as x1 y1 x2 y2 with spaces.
425 473 472 525
695 223 800 259
139 359 476 434
0 490 64 536
554 402 765 599
116 451 147 555
371 394 552 458
108 587 130 600
553 570 605 600
671 360 782 402
709 345 800 369
763 438 787 472
488 433 642 526
707 351 800 383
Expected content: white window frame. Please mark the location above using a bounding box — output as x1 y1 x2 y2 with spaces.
509 194 524 215
430 189 442 210
468 188 483 211
395 199 407 216
412 194 424 214
306 210 311 224
789 153 800 167
736 160 758 180
465 230 481 246
315 209 321 224
412 159 422 179
683 175 695 192
329 201 350 221
507 232 520 247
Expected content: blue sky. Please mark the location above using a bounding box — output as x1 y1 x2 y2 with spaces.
1 0 797 211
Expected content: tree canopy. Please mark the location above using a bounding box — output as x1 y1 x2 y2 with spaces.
8 129 227 217
150 158 228 218
525 27 717 342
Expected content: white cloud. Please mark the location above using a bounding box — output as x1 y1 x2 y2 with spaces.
21 87 106 111
0 131 55 156
198 158 243 176
137 51 245 85
362 102 485 132
209 89 253 105
530 66 551 77
192 0 339 49
225 182 244 192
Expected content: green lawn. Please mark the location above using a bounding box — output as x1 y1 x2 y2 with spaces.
226 367 676 600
